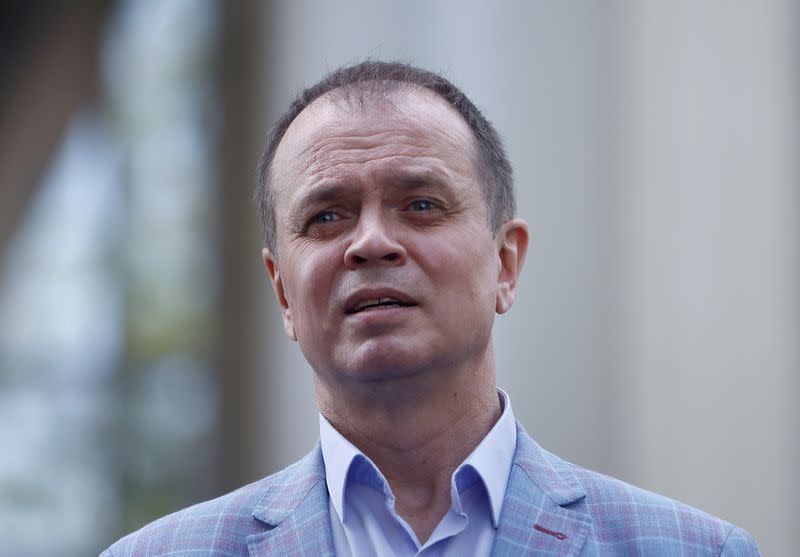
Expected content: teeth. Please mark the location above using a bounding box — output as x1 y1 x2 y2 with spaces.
354 297 401 311
355 299 380 311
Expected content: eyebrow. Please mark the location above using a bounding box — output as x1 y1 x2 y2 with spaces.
378 166 456 193
296 182 346 207
287 169 454 226
287 182 347 227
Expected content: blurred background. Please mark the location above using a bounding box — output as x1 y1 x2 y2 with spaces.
0 1 797 555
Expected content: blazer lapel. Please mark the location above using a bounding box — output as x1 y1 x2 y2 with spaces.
246 444 336 557
491 423 591 556
243 425 592 556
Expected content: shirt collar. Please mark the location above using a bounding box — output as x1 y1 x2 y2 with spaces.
319 412 374 524
319 388 517 528
457 388 517 526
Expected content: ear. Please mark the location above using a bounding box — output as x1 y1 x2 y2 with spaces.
262 247 296 340
495 219 529 314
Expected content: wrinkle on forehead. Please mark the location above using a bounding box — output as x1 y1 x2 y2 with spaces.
272 88 479 195
299 135 446 183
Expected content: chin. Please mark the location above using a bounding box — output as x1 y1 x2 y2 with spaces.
337 341 433 383
349 358 430 383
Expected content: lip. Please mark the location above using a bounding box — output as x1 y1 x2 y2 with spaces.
343 287 418 315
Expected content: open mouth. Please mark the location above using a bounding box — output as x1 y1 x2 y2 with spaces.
346 297 415 314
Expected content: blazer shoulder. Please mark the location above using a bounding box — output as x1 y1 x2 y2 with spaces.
101 447 323 557
559 458 760 555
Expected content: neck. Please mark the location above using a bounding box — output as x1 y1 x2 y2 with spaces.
316 344 501 543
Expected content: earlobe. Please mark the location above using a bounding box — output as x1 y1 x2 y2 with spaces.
262 248 296 341
495 219 529 314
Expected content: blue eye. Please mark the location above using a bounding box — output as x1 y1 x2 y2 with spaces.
409 199 435 211
311 211 340 224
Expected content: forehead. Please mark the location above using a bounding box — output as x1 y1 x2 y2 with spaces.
271 87 479 196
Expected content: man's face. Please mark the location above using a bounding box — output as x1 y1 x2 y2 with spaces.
264 89 525 386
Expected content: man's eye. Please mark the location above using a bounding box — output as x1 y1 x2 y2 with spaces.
408 199 435 212
310 211 340 225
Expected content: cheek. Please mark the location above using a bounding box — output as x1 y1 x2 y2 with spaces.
283 245 341 324
416 231 498 306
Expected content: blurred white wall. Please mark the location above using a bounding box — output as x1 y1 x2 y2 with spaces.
245 2 798 554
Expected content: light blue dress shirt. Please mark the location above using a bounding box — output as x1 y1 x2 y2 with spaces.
319 389 517 557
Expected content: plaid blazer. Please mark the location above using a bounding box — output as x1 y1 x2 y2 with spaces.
101 422 760 556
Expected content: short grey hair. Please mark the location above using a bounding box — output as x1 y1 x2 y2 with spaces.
256 60 515 254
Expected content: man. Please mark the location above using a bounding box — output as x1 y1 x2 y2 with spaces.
102 61 760 556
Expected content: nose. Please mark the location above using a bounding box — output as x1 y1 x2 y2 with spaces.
344 211 407 269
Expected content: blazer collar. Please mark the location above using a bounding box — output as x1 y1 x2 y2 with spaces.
491 422 591 556
244 423 592 556
246 444 336 557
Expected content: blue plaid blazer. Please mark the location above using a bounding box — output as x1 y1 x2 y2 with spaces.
101 422 760 556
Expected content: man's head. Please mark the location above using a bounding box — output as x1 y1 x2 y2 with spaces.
259 61 528 392
256 60 516 257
